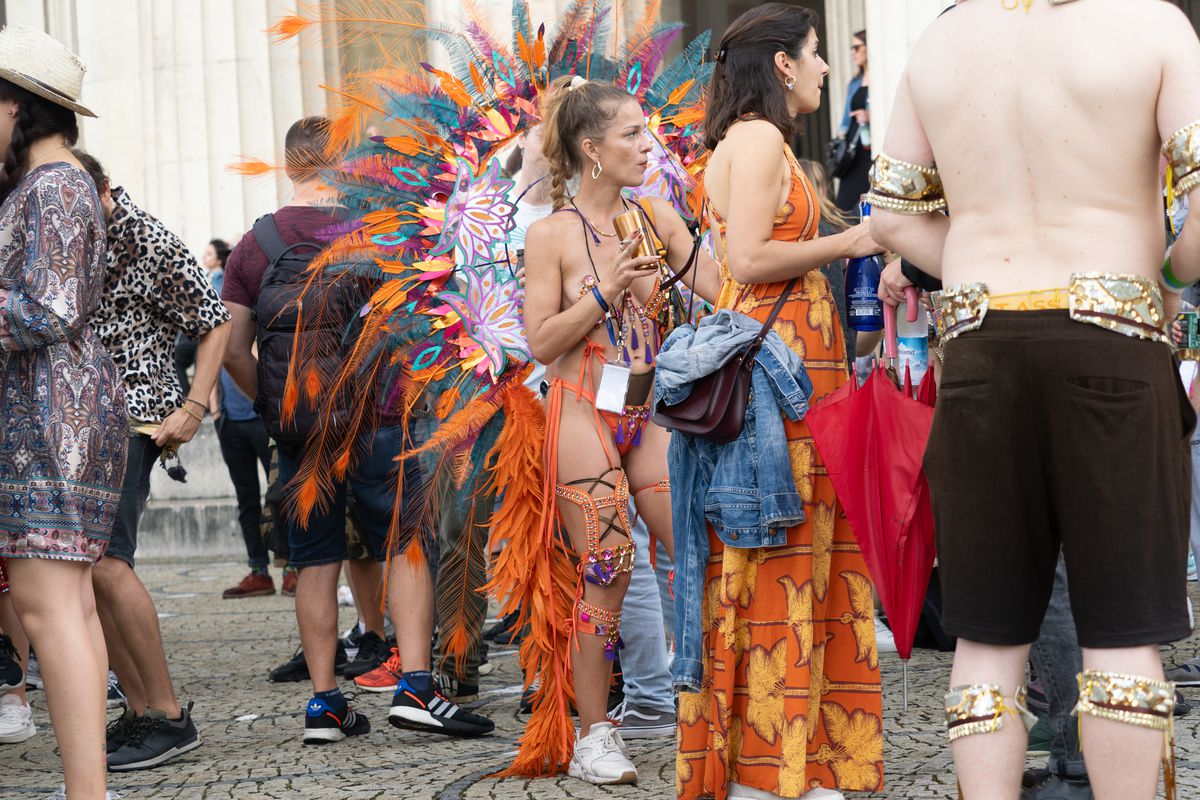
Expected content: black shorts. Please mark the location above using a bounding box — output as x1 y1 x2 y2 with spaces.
925 311 1195 649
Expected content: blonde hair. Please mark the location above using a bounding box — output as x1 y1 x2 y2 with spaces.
540 75 634 210
798 158 852 231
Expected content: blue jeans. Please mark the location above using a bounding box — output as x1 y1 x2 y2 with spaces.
276 424 425 568
619 508 674 713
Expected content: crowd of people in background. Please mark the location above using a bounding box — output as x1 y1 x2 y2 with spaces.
4 2 1200 800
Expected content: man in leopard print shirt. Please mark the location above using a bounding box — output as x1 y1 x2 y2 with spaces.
76 150 229 770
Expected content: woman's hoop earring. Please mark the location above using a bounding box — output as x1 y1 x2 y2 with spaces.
784 76 796 92
591 160 603 180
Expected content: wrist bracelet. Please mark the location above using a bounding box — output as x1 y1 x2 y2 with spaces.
1162 255 1189 294
184 398 207 412
181 404 204 423
591 285 610 314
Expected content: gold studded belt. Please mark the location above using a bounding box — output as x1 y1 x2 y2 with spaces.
933 273 1168 345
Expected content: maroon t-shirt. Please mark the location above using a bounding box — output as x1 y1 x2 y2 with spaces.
221 205 343 309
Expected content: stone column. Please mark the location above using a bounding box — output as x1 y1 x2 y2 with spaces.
863 0 948 150
20 0 331 255
824 0 866 139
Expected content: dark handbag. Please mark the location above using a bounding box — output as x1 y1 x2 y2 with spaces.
653 278 798 444
827 128 860 180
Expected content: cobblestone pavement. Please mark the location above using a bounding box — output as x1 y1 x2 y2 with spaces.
5 559 1200 799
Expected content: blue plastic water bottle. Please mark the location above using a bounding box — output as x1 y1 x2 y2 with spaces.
846 201 884 332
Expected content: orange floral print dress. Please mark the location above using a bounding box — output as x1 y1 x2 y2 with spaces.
676 145 884 799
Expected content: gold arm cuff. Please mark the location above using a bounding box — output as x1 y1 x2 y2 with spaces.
865 153 948 215
1074 670 1175 731
1176 168 1200 200
1164 121 1200 201
861 191 948 215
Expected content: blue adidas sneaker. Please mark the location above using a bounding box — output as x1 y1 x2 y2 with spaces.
303 695 370 744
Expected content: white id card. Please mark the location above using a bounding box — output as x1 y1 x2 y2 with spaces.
595 362 631 413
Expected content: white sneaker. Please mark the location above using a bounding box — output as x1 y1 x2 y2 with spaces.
0 694 35 743
568 721 637 785
874 616 897 654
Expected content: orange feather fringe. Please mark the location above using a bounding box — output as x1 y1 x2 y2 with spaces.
487 379 578 778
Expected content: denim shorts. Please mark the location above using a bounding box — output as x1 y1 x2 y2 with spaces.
104 434 163 567
277 424 430 568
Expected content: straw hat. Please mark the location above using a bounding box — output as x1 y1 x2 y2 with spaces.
0 25 95 118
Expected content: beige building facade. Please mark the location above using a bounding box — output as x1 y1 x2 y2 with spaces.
5 0 957 256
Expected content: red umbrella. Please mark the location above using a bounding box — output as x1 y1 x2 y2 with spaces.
807 289 936 707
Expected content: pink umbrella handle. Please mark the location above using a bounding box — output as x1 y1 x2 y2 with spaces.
883 286 919 360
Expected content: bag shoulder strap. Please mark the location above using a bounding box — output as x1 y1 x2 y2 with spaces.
252 214 288 265
744 277 798 361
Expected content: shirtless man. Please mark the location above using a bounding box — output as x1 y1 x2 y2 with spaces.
871 2 1200 798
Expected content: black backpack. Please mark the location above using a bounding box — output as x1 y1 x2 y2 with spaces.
252 214 361 446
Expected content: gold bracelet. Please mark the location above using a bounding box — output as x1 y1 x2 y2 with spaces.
181 404 204 423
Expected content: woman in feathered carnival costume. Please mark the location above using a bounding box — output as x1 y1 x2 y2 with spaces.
521 73 722 785
259 0 715 781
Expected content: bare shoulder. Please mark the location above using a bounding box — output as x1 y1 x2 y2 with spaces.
1142 0 1192 26
645 196 686 229
904 5 966 78
717 120 787 176
1153 1 1200 49
722 118 785 149
525 210 576 251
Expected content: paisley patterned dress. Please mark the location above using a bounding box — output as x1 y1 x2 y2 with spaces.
0 163 127 563
676 145 883 798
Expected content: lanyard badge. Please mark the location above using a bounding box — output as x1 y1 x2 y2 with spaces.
595 361 631 413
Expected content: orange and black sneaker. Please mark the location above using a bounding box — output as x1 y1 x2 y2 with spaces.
388 676 493 738
355 647 403 693
302 695 370 745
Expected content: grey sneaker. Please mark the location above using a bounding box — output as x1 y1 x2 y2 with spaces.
613 699 675 739
1165 657 1200 686
107 701 201 771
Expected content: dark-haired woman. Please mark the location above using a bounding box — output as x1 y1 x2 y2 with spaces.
513 74 720 785
175 238 231 395
676 5 883 799
0 27 127 800
834 30 872 215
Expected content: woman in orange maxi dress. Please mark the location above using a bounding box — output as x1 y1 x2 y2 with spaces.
676 5 884 799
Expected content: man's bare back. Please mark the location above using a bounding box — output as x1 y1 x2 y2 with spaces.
897 0 1199 292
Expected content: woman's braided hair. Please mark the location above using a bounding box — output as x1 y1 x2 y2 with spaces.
540 75 632 210
0 79 80 203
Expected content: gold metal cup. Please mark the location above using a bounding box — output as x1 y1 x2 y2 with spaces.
613 210 660 260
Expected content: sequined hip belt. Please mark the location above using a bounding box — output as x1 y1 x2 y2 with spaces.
933 273 1168 345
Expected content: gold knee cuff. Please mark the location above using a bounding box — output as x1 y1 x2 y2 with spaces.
1074 670 1175 731
944 684 1038 742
